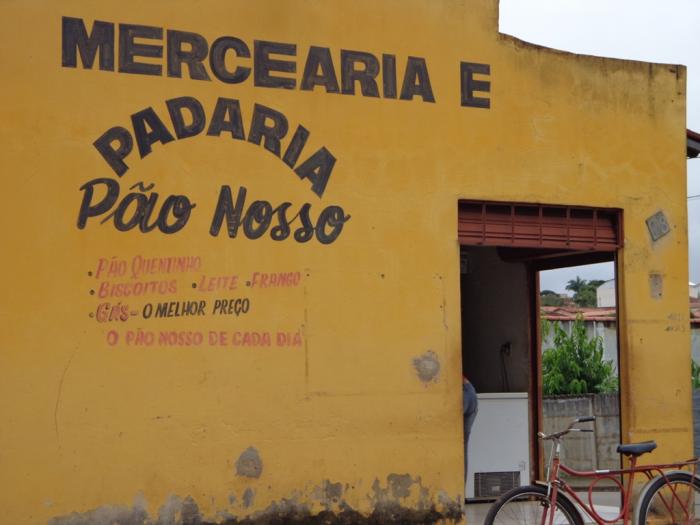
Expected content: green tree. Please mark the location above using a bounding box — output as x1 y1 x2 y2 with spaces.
692 360 700 389
542 316 618 395
565 277 586 294
565 277 606 307
573 287 597 307
540 289 564 306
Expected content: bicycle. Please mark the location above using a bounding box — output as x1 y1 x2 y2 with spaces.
484 416 700 525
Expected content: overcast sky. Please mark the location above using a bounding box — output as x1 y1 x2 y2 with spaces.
498 0 700 293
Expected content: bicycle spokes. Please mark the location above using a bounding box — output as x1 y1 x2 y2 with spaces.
643 480 700 524
486 488 580 525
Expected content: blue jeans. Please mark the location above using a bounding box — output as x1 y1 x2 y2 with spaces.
463 382 478 481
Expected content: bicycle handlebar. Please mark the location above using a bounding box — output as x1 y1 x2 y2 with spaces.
538 416 596 441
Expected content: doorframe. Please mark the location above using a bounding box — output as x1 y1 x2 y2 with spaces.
457 198 624 484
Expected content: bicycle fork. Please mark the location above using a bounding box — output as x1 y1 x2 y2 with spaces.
543 440 562 525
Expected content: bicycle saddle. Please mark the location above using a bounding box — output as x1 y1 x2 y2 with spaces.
617 441 657 456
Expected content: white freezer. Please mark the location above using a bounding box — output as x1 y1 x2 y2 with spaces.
466 392 530 499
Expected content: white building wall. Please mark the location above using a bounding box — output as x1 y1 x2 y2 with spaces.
692 326 700 364
597 280 616 307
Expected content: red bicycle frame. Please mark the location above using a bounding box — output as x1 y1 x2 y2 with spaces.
543 436 698 525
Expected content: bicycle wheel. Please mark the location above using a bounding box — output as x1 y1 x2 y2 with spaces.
484 484 583 525
636 471 700 525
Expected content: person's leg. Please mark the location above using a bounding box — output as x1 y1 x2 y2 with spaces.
463 383 478 483
463 410 477 479
463 426 471 483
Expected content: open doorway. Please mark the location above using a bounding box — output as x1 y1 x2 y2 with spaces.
539 263 622 503
461 245 533 500
457 201 622 501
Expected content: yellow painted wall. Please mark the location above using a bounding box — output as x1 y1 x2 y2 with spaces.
0 1 689 524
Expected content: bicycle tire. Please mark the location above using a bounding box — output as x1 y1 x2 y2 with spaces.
483 484 584 525
636 470 700 525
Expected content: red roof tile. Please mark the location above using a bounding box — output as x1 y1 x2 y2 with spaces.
542 305 700 324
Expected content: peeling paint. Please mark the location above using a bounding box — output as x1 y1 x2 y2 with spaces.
242 488 255 509
235 447 263 479
181 497 203 525
412 350 441 383
649 272 664 300
371 474 434 510
233 497 461 525
48 495 149 525
158 494 183 524
313 479 344 511
47 479 463 525
387 473 413 499
157 494 206 525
